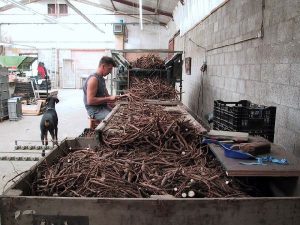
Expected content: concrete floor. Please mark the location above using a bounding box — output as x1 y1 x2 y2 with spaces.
0 89 88 192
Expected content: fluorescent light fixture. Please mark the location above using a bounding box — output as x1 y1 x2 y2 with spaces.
139 0 143 30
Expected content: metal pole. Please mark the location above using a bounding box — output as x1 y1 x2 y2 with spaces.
46 66 49 97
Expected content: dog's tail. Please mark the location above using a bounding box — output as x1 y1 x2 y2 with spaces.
44 120 50 127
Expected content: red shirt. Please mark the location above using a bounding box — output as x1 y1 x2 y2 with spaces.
37 65 46 78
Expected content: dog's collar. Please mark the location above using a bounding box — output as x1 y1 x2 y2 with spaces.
46 107 55 110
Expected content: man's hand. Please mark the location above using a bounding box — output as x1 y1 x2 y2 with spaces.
107 95 119 101
107 94 129 102
118 94 130 99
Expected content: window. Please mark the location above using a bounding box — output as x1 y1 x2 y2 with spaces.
48 4 55 15
47 4 68 15
59 4 68 15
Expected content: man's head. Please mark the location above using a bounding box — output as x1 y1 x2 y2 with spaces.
97 56 116 76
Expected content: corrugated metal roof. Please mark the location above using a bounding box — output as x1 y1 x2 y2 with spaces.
0 0 180 25
81 0 179 25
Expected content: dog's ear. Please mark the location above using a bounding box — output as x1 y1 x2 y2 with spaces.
46 97 51 104
55 98 59 104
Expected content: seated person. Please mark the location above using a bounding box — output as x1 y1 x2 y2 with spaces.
37 62 46 79
83 56 120 120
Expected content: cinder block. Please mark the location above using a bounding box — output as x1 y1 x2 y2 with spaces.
246 48 257 64
263 7 271 27
275 104 289 128
224 78 231 91
248 15 257 32
245 80 255 97
289 42 300 63
228 65 234 78
215 66 221 76
265 0 281 10
236 79 246 94
280 85 299 108
287 0 300 20
249 64 261 81
290 64 300 87
207 66 213 76
294 16 300 40
218 53 224 65
261 64 274 82
232 23 240 38
223 90 233 101
273 63 290 85
214 22 219 32
253 81 263 100
257 82 268 103
215 31 221 43
232 92 241 101
256 47 263 64
227 45 235 53
274 126 296 153
224 52 231 65
231 52 238 64
266 83 282 104
239 19 248 35
270 4 288 25
233 65 241 79
261 44 282 64
241 65 250 79
230 78 237 92
235 43 243 51
287 107 300 133
277 20 294 43
295 134 300 157
237 50 246 64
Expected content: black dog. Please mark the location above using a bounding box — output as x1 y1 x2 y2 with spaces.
40 96 59 147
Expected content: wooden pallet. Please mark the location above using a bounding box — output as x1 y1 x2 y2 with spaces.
0 115 8 122
35 89 58 99
22 100 44 116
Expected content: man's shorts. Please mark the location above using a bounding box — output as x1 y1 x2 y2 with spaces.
89 107 112 120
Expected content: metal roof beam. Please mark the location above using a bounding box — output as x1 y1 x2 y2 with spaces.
0 0 41 12
113 0 172 18
65 0 105 33
3 0 58 23
155 0 161 13
110 0 117 11
72 0 166 25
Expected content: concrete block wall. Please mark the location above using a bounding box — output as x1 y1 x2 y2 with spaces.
170 0 300 156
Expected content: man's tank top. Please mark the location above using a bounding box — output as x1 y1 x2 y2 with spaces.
83 73 107 114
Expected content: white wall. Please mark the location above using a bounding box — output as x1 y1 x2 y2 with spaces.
125 25 169 49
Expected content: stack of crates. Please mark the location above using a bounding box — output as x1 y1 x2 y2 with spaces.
213 100 276 142
8 97 22 121
0 68 9 120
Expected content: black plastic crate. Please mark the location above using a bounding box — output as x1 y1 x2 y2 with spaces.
213 100 276 142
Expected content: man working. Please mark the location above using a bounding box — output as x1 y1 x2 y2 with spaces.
83 56 121 120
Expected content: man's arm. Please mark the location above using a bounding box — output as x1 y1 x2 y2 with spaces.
86 77 117 105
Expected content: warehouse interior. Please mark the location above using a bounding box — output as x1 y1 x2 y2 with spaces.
0 0 300 224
